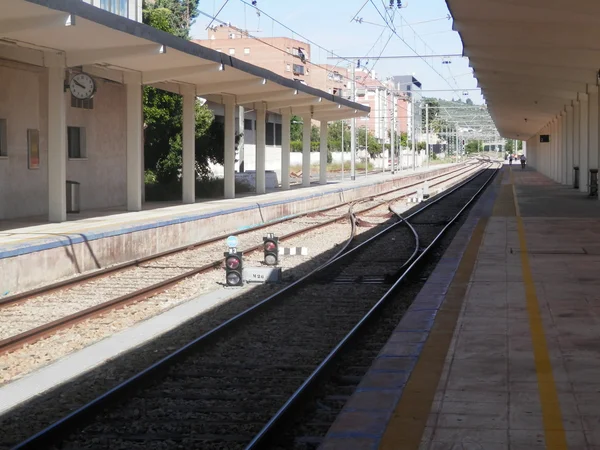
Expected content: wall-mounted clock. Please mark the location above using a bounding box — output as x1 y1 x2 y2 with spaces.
69 73 96 100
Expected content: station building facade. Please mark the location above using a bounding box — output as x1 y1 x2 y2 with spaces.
0 0 368 223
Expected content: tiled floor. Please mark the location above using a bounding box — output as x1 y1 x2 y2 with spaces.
420 167 600 450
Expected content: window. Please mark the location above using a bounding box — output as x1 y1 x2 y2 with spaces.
100 0 128 17
286 64 291 72
293 64 305 75
286 47 291 54
67 126 87 159
275 123 282 146
244 119 253 131
244 48 251 55
0 119 7 157
71 96 94 110
229 48 235 55
266 121 275 146
229 33 236 39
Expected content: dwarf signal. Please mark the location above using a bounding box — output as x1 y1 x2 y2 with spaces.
263 233 279 266
224 236 243 287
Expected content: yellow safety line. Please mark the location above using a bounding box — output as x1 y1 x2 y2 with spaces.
512 183 568 450
378 218 488 450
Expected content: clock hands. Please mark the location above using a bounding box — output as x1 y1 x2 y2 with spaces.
73 80 86 89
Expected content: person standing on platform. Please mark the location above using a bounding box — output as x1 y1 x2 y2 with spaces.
520 154 527 169
509 155 513 166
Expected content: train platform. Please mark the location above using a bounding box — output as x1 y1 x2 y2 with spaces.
321 164 600 450
0 164 459 294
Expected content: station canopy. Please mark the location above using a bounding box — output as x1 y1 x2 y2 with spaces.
1 0 370 122
447 0 600 140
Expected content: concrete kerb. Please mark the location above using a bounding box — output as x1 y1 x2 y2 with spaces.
0 165 464 294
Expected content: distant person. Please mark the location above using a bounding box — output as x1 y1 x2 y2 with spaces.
520 154 527 169
509 155 513 165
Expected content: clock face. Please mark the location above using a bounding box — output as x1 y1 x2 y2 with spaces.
69 73 96 100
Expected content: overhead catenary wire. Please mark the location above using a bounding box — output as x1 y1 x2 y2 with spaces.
196 10 360 87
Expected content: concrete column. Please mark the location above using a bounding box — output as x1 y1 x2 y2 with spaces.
125 75 143 212
223 96 236 199
579 94 589 192
561 111 568 184
47 64 67 222
554 118 560 181
588 86 599 173
319 121 328 185
237 105 245 172
302 115 311 187
255 103 266 195
281 110 291 190
574 101 581 170
566 105 574 185
182 88 196 204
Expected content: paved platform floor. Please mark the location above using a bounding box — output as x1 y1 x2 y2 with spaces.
0 164 454 254
321 164 600 450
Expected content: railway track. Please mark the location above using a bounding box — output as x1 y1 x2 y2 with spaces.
12 163 498 450
0 162 482 357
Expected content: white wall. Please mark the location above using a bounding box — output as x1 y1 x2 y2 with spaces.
0 61 46 219
209 148 427 183
0 59 127 219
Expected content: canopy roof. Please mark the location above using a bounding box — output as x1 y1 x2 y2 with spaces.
1 0 370 121
447 0 600 139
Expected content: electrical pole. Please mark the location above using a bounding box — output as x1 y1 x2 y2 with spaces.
425 102 430 169
365 126 368 178
455 126 459 163
391 91 395 174
411 94 416 170
341 119 345 181
351 63 356 181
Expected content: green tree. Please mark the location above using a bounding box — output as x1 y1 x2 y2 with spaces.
328 121 351 152
465 140 480 154
505 140 514 154
143 0 226 184
357 127 382 157
143 0 199 39
422 98 440 130
290 115 303 141
465 98 474 106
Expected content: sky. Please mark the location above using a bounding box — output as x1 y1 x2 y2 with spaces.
190 0 483 104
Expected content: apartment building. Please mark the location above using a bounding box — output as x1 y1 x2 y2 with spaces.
354 69 411 142
196 25 312 86
195 26 417 147
194 25 350 95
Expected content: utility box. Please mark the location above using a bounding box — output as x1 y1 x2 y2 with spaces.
243 267 282 284
66 180 80 213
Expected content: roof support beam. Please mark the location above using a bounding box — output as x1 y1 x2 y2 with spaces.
481 86 578 102
236 89 298 104
142 63 222 84
0 13 74 36
0 42 44 66
196 78 266 97
464 46 600 70
67 44 166 67
474 69 589 93
266 97 323 110
470 60 597 85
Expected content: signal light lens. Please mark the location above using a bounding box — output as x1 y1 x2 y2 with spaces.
265 254 277 266
227 272 242 285
265 241 276 252
226 256 240 270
